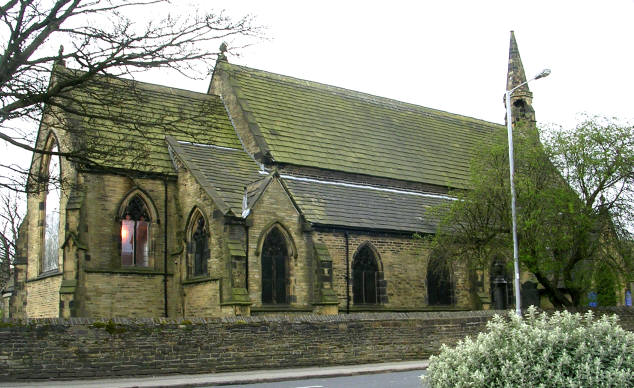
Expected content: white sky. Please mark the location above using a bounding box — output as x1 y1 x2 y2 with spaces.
3 0 634 176
138 0 634 129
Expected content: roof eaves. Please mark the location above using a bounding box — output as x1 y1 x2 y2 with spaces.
310 222 425 236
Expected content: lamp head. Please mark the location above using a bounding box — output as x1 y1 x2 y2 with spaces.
535 69 551 80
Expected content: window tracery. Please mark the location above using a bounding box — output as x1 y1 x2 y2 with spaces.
352 244 380 305
121 195 151 267
261 226 289 304
187 211 208 277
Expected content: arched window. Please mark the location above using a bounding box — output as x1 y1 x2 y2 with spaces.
427 253 453 305
352 244 380 305
187 210 208 277
261 227 289 304
120 194 151 267
42 137 61 273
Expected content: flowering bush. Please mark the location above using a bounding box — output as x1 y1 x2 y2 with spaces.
422 306 634 387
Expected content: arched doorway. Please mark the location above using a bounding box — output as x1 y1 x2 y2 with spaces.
427 254 453 305
352 244 380 305
261 227 289 304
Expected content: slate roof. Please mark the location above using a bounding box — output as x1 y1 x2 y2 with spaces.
217 61 503 189
282 176 449 233
166 137 263 216
167 137 450 232
54 65 241 175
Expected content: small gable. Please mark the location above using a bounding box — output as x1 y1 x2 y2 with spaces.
52 65 241 175
167 137 263 216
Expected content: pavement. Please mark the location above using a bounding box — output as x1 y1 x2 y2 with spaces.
0 360 429 388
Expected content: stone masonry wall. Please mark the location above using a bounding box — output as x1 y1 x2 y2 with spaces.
0 311 495 381
82 273 166 318
25 274 62 318
314 231 471 310
175 167 226 315
183 280 221 317
76 174 181 318
247 179 311 307
2 308 632 382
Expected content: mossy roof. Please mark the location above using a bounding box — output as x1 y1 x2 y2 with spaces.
55 66 241 175
219 62 503 189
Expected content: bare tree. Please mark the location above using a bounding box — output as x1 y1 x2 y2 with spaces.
0 190 22 290
0 0 261 192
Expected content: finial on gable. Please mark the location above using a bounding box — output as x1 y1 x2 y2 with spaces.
55 45 66 67
218 42 228 62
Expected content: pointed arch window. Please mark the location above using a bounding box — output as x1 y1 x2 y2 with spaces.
187 211 209 277
42 139 61 273
121 195 151 267
427 254 453 306
352 244 381 305
261 227 289 304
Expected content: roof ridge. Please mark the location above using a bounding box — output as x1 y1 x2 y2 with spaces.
57 65 215 100
223 62 504 128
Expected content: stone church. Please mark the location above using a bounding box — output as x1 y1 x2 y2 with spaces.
5 32 537 319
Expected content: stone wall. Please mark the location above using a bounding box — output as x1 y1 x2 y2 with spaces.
0 311 495 381
82 273 167 318
1 308 632 382
183 279 221 317
25 274 62 318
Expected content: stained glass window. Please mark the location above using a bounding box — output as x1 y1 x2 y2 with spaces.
190 214 208 276
121 195 150 267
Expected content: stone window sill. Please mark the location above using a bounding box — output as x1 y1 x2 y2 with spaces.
251 305 313 313
182 275 219 285
27 270 62 282
85 268 173 276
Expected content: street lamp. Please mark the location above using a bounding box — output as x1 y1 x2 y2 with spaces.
505 68 551 316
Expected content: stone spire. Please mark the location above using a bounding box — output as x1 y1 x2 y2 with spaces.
505 31 535 124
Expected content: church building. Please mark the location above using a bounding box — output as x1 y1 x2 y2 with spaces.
5 33 537 318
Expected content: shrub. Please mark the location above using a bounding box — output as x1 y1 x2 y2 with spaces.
422 306 634 387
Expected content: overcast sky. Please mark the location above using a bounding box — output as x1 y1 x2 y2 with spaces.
3 0 634 177
139 0 634 129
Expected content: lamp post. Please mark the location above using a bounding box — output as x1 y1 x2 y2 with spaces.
505 68 550 316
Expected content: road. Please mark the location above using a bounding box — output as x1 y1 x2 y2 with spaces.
216 369 428 388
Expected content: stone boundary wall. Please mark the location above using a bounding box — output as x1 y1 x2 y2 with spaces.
1 308 632 382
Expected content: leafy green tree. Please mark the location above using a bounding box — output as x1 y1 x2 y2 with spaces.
435 116 633 307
